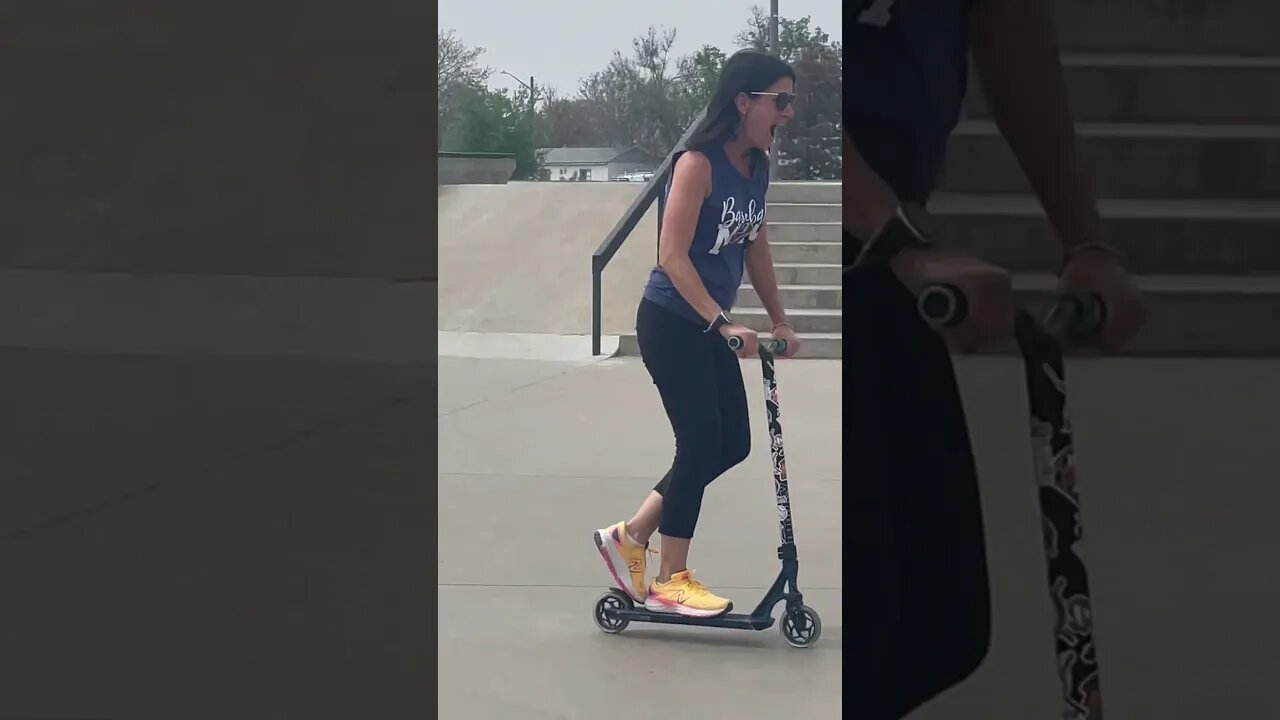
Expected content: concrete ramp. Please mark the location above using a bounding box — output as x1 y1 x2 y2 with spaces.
437 182 660 336
437 181 843 344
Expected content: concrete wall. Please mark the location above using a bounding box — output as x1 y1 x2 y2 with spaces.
436 181 833 337
1052 0 1280 55
438 153 517 185
437 182 659 336
0 0 431 280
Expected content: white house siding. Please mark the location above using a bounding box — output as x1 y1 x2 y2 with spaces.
547 164 603 181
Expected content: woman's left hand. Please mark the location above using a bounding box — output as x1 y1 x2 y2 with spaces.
1057 246 1148 354
771 323 801 358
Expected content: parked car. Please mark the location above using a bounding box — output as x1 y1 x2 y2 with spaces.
612 171 655 183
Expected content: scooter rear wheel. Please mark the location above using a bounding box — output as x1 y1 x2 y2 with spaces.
593 588 632 634
780 604 822 648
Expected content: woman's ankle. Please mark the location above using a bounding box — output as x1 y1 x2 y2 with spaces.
656 566 687 584
623 522 652 547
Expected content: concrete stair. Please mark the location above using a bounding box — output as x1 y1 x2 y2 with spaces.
616 181 843 359
944 6 1280 356
942 121 1280 199
932 195 1280 276
966 55 1280 125
878 273 1280 358
1050 0 1280 56
1007 274 1280 357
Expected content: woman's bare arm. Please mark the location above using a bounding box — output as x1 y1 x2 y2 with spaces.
972 0 1105 251
745 225 788 327
843 133 900 242
659 152 726 324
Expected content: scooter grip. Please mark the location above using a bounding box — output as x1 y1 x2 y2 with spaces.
1045 293 1107 343
916 283 962 327
917 283 968 328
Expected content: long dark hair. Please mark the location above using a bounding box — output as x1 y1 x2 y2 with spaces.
684 49 796 175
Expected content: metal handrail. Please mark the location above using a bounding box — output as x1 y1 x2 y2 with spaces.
590 106 708 356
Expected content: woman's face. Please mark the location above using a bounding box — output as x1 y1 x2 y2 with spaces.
736 75 796 152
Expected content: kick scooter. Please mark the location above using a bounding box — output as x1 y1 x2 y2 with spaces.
591 337 823 648
917 284 1107 720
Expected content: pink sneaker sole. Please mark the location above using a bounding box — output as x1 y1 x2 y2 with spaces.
593 527 645 602
642 593 732 618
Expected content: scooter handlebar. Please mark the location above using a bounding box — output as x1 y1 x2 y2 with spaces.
916 283 1107 344
727 336 788 354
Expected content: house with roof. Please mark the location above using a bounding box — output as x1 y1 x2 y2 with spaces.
536 146 661 182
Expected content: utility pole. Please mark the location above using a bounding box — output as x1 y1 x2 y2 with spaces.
769 0 780 181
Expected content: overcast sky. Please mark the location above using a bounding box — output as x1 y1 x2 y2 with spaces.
439 1 841 96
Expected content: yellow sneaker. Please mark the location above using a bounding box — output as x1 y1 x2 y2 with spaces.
593 521 654 602
643 570 732 618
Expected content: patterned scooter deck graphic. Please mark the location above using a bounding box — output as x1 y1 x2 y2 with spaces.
1016 311 1104 720
759 350 795 547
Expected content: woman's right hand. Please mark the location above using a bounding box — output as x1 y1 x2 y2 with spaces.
890 247 1014 353
719 324 759 357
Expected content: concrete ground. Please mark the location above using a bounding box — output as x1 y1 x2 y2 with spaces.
0 268 435 720
0 346 434 719
438 351 844 719
5 323 1277 719
440 346 1280 720
919 355 1280 720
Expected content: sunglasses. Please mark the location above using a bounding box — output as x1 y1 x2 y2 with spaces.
751 91 796 111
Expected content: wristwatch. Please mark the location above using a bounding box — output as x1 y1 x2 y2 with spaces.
706 311 732 334
854 202 937 267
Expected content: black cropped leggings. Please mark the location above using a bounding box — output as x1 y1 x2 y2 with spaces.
846 259 993 719
635 298 751 539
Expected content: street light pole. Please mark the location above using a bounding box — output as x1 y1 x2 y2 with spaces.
769 0 780 182
769 0 779 53
500 70 537 116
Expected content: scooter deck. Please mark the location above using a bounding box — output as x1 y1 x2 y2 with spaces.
610 604 777 631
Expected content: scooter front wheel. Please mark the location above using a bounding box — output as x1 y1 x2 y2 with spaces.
780 604 822 648
593 588 633 634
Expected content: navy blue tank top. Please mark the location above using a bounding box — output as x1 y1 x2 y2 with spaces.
642 145 770 325
846 0 978 201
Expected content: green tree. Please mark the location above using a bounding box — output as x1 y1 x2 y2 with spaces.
571 27 719 157
532 9 841 180
437 30 492 139
675 45 727 111
576 28 669 155
629 27 690 154
542 88 608 148
737 9 842 180
439 86 541 180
